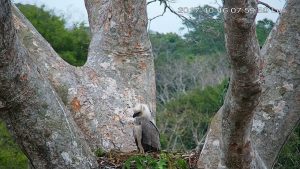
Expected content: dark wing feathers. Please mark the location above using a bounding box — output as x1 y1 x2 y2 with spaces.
140 118 161 152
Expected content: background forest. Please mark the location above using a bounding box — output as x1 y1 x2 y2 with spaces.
0 3 299 168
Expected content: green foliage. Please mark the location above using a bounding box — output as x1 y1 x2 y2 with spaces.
274 125 300 169
183 5 225 55
181 5 274 55
124 155 160 169
256 18 275 46
157 79 229 150
95 148 106 157
16 4 90 66
150 32 194 63
0 120 28 169
174 158 188 169
124 152 188 169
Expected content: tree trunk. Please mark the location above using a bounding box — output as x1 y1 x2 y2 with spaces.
198 0 261 168
0 0 98 168
252 0 300 168
1 0 155 168
82 0 156 151
198 0 300 168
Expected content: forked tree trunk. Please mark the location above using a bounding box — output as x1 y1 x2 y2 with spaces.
1 0 155 168
198 0 300 168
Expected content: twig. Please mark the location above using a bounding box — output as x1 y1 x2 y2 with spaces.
258 1 281 14
195 132 207 151
149 4 167 22
147 0 196 27
164 3 195 26
147 0 157 5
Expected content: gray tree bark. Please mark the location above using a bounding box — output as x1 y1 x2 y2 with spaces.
198 0 261 168
0 0 98 168
198 0 300 168
252 0 300 168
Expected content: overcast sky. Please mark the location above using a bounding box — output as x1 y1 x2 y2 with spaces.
13 0 285 35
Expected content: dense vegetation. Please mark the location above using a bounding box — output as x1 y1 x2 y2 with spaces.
158 80 229 150
0 3 298 168
17 4 90 66
0 121 28 169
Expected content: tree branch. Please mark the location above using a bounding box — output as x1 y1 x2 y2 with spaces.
219 1 261 168
147 0 196 27
258 1 281 14
11 4 78 97
0 0 98 168
252 0 300 168
164 3 195 26
147 0 157 5
149 3 167 22
198 0 261 168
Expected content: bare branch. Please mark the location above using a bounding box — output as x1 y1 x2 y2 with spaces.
164 3 195 26
196 132 207 151
258 1 281 14
149 3 167 21
147 0 157 5
148 0 196 26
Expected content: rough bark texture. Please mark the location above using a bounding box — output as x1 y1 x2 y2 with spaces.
0 0 98 168
198 0 262 168
1 0 155 168
252 0 300 168
17 0 154 152
198 0 300 168
81 0 156 151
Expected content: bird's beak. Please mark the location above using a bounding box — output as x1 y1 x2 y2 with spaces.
133 112 141 118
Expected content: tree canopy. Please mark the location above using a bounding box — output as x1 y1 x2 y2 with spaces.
16 3 90 66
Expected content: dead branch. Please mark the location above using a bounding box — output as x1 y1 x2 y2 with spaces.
258 1 281 14
147 0 196 26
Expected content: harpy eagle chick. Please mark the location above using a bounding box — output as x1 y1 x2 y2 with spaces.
133 104 160 153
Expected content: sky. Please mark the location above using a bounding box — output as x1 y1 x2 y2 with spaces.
13 0 286 35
